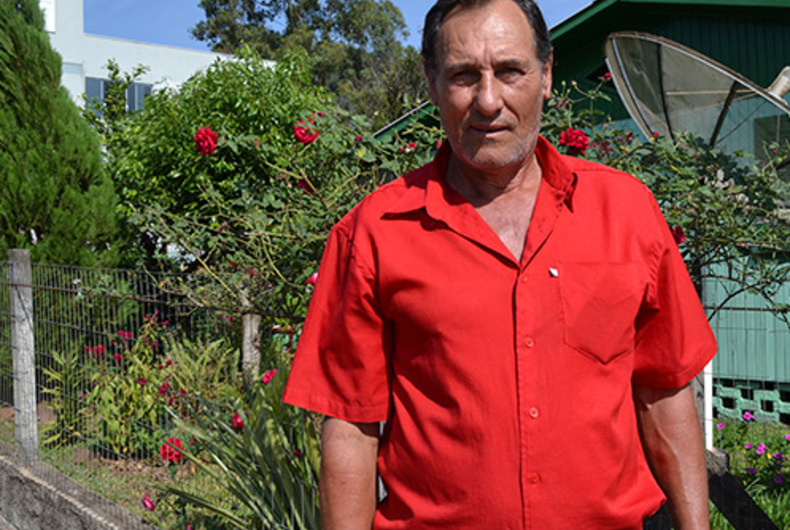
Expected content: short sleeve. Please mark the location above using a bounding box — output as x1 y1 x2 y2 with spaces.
282 216 391 423
632 197 717 389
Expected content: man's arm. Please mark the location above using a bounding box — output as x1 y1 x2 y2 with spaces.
634 383 709 530
320 417 380 530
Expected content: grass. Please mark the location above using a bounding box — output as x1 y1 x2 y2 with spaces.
40 438 249 528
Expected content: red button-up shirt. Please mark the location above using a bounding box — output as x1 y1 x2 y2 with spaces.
283 137 717 529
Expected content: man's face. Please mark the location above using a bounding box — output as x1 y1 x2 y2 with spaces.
426 0 552 174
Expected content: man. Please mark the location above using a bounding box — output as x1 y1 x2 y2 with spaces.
283 0 717 528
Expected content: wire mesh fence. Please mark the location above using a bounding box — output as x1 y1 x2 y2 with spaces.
0 257 319 528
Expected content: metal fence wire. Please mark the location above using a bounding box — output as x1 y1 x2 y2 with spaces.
0 260 316 528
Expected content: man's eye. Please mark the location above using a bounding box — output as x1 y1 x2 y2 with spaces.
499 68 525 80
450 71 478 84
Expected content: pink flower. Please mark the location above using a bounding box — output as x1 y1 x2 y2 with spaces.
231 412 244 432
716 422 725 431
113 353 123 363
756 443 767 455
117 330 133 340
294 117 319 145
142 493 156 511
558 127 589 156
603 72 612 81
436 140 443 149
194 126 218 156
785 434 790 442
671 225 686 245
262 369 278 385
136 378 148 386
306 272 318 286
354 135 363 142
158 381 170 396
160 438 184 463
652 131 661 138
743 411 756 421
92 344 106 356
744 443 752 449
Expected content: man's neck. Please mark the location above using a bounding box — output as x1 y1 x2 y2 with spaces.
446 153 543 206
444 153 543 261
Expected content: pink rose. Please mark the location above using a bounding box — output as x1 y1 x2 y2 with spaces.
142 493 156 511
262 369 278 385
231 412 244 432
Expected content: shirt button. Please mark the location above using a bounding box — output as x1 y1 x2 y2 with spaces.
529 407 540 419
525 337 535 348
520 275 528 283
529 472 541 484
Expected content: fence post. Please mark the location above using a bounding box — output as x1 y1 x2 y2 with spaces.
240 289 261 376
9 249 38 464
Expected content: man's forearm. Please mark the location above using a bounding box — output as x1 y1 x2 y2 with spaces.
320 417 380 530
634 384 709 530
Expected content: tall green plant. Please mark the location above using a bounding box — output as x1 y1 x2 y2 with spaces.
160 355 320 529
0 0 120 266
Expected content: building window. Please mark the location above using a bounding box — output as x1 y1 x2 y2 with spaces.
85 77 153 114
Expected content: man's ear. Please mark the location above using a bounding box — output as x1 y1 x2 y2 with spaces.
423 58 440 105
541 50 554 100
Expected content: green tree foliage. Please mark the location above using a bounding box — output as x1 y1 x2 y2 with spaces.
191 0 429 128
0 0 120 266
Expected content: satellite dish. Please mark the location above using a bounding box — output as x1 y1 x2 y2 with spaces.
604 31 790 156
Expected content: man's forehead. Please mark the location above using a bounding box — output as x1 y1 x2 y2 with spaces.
434 0 536 67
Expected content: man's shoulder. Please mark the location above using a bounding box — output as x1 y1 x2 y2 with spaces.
560 154 651 196
333 162 433 237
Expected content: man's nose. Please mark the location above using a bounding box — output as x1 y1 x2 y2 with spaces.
474 73 503 116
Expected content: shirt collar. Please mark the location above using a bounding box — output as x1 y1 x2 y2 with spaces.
384 135 577 216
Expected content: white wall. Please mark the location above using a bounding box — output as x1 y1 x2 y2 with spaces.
40 0 232 105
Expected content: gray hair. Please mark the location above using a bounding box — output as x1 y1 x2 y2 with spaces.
421 0 553 72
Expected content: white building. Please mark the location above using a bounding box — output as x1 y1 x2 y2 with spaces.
39 0 228 109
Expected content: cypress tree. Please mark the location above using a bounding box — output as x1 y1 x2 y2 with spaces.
0 0 120 266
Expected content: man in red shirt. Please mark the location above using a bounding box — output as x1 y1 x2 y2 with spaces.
283 0 717 528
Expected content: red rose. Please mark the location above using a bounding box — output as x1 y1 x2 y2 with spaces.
671 226 686 245
160 437 183 463
294 117 319 145
231 412 244 432
603 72 612 81
558 127 589 156
194 126 218 156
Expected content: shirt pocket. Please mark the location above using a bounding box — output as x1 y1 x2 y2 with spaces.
558 262 644 364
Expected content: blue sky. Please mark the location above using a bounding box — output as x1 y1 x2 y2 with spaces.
83 0 593 51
